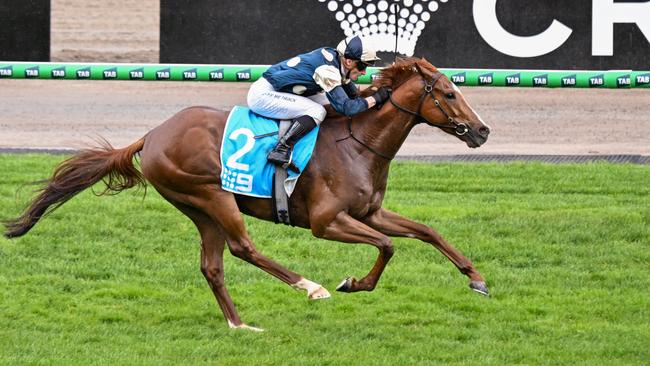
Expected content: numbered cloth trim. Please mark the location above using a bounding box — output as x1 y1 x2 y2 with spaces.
219 106 319 198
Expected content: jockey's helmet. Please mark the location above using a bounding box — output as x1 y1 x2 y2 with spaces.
336 35 381 66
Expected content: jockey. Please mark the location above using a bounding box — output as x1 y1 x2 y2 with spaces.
247 35 391 171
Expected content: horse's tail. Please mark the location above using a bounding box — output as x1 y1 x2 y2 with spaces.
3 138 146 239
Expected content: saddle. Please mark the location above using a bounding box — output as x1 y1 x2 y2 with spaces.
220 106 320 224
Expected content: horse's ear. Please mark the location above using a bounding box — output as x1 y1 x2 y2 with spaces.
419 57 438 74
413 60 433 78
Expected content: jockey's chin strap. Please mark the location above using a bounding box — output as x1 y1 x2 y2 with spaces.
389 73 470 136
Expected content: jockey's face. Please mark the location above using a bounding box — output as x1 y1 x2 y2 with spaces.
342 58 366 81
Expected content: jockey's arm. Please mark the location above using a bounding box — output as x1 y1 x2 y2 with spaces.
326 85 377 116
342 82 359 98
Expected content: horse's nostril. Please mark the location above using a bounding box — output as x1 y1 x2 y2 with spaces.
479 126 490 136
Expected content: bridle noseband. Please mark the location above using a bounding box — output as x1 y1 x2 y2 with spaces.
389 73 469 136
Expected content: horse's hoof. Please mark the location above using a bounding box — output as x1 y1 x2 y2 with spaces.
336 277 354 292
309 286 331 300
229 321 264 332
469 281 490 297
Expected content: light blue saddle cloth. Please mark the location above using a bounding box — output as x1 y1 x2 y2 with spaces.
220 106 319 198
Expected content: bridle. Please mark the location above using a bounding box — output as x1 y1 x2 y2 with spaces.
389 72 470 136
337 70 470 161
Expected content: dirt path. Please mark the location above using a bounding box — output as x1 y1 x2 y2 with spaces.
1 79 647 156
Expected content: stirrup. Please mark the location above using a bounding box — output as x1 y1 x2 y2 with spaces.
268 154 300 173
267 149 291 165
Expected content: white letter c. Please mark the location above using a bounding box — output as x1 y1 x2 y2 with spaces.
473 0 573 58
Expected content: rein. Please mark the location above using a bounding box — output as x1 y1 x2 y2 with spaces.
336 117 395 160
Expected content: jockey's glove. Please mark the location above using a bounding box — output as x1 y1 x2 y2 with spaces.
371 86 391 108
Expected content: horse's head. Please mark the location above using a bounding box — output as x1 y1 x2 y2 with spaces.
373 58 490 148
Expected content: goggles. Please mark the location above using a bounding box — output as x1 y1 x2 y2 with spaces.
355 60 375 71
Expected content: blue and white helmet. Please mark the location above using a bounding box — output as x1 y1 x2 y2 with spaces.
336 35 381 65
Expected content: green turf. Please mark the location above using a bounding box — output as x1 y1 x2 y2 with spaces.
1 154 648 365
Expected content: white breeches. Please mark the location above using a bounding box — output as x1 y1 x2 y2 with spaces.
247 77 328 124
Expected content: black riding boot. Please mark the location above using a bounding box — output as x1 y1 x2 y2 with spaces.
267 115 317 171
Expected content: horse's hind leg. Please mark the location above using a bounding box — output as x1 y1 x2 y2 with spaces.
192 187 331 300
170 202 263 331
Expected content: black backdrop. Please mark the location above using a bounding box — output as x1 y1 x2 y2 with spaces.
0 0 646 68
160 0 335 65
0 0 50 61
161 0 650 69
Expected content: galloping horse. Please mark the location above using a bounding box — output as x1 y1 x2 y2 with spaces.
4 58 491 331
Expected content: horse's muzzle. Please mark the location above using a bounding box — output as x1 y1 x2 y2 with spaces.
466 124 490 148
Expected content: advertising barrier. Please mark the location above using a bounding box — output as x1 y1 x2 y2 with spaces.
1 62 649 88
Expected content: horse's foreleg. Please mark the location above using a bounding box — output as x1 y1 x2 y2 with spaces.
195 189 330 300
363 208 489 296
313 211 394 293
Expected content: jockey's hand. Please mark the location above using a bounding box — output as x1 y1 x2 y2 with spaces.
371 86 391 109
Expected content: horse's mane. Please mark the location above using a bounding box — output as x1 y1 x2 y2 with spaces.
325 57 437 117
359 57 438 97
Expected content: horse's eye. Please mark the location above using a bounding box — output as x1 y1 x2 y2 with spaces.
445 92 455 99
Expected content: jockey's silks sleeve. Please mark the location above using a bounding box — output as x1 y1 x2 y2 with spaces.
342 82 360 98
326 85 369 116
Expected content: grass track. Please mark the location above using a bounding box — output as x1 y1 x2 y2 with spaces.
1 154 649 365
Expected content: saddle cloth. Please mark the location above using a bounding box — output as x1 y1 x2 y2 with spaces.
220 106 319 198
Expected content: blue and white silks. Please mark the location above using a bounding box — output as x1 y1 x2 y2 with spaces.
220 106 319 198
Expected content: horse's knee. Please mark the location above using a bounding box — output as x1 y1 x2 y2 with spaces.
378 237 394 259
227 240 259 262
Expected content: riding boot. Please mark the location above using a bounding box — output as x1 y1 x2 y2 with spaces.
268 115 317 171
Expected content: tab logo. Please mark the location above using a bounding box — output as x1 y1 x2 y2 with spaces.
156 68 170 80
183 68 197 80
129 68 144 79
589 74 605 87
451 72 466 84
636 73 650 86
478 73 493 85
0 66 13 78
209 68 224 81
103 68 117 79
76 68 91 79
505 73 520 86
236 69 251 81
561 75 577 87
533 74 548 87
25 67 39 78
52 67 66 78
616 75 631 88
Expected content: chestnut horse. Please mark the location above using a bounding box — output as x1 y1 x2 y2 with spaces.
4 58 491 331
